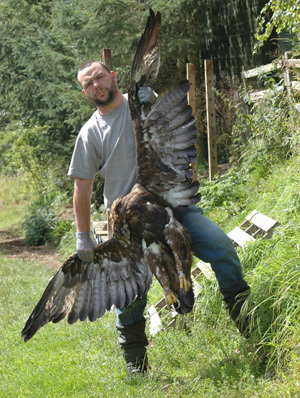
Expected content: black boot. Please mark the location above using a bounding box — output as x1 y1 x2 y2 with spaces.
222 282 252 338
116 316 149 376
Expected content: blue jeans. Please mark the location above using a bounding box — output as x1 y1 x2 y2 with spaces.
116 205 247 327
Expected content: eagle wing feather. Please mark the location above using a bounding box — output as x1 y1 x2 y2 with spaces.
21 239 152 342
128 15 200 208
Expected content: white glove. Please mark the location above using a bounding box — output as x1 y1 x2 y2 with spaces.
76 231 96 263
137 87 156 104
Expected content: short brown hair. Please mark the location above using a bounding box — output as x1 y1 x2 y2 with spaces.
77 61 111 85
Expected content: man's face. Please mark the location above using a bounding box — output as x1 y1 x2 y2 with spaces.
78 63 118 107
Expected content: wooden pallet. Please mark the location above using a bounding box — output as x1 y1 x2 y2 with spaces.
147 210 279 336
227 210 279 248
93 220 109 243
147 261 212 336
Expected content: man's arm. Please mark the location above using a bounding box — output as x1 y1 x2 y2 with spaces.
73 177 94 232
73 177 96 262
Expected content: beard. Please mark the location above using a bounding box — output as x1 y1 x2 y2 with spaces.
90 79 118 107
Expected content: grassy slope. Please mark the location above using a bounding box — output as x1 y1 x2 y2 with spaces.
1 154 300 397
0 175 29 232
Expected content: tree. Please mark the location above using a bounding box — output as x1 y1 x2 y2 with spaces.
255 0 300 52
0 0 212 161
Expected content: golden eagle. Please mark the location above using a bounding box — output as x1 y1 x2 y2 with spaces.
21 9 200 342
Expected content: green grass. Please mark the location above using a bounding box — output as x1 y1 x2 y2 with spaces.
1 253 299 398
1 154 300 397
0 175 29 232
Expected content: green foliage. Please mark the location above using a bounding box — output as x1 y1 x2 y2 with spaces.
247 94 297 157
230 78 300 166
255 0 300 53
1 121 73 202
213 76 245 163
0 0 215 154
238 224 300 370
200 168 248 213
0 175 29 231
2 127 300 396
0 122 74 246
47 217 74 246
198 152 300 375
2 124 51 174
22 202 73 246
58 228 76 258
22 206 56 246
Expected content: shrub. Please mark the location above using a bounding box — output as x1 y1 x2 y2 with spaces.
22 207 56 246
199 168 248 212
22 204 73 247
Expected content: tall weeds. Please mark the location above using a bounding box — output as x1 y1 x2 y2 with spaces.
200 75 300 374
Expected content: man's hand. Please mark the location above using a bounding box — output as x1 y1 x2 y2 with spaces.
137 87 156 104
76 231 97 263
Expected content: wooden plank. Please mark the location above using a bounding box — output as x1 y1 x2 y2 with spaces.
93 221 108 236
154 297 167 310
248 213 279 233
102 48 112 71
167 315 186 331
191 265 203 278
195 260 214 280
283 52 292 98
186 63 196 116
192 279 202 298
93 220 109 243
204 60 218 181
240 211 256 229
241 62 279 79
227 226 255 247
244 224 259 236
245 209 259 221
285 59 300 69
242 56 300 104
93 220 108 231
148 305 163 336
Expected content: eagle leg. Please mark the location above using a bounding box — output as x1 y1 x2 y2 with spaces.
178 270 191 293
164 210 193 293
144 244 180 308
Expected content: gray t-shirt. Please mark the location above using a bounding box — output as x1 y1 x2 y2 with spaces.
68 95 136 209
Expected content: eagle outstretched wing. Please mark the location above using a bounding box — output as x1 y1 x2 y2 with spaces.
21 9 199 342
128 10 200 207
22 238 152 342
132 80 200 207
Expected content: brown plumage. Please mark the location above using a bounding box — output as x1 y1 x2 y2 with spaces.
21 9 200 342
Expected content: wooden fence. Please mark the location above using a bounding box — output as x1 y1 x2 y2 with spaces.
241 51 300 101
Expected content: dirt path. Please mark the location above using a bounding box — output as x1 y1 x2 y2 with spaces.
0 230 61 270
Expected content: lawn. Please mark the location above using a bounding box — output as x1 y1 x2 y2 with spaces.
1 162 300 397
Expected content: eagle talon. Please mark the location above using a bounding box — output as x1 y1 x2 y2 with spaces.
165 292 178 307
172 300 181 311
179 275 191 292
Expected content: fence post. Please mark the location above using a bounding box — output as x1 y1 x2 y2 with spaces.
186 63 198 182
204 60 217 181
102 48 112 70
283 51 292 98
